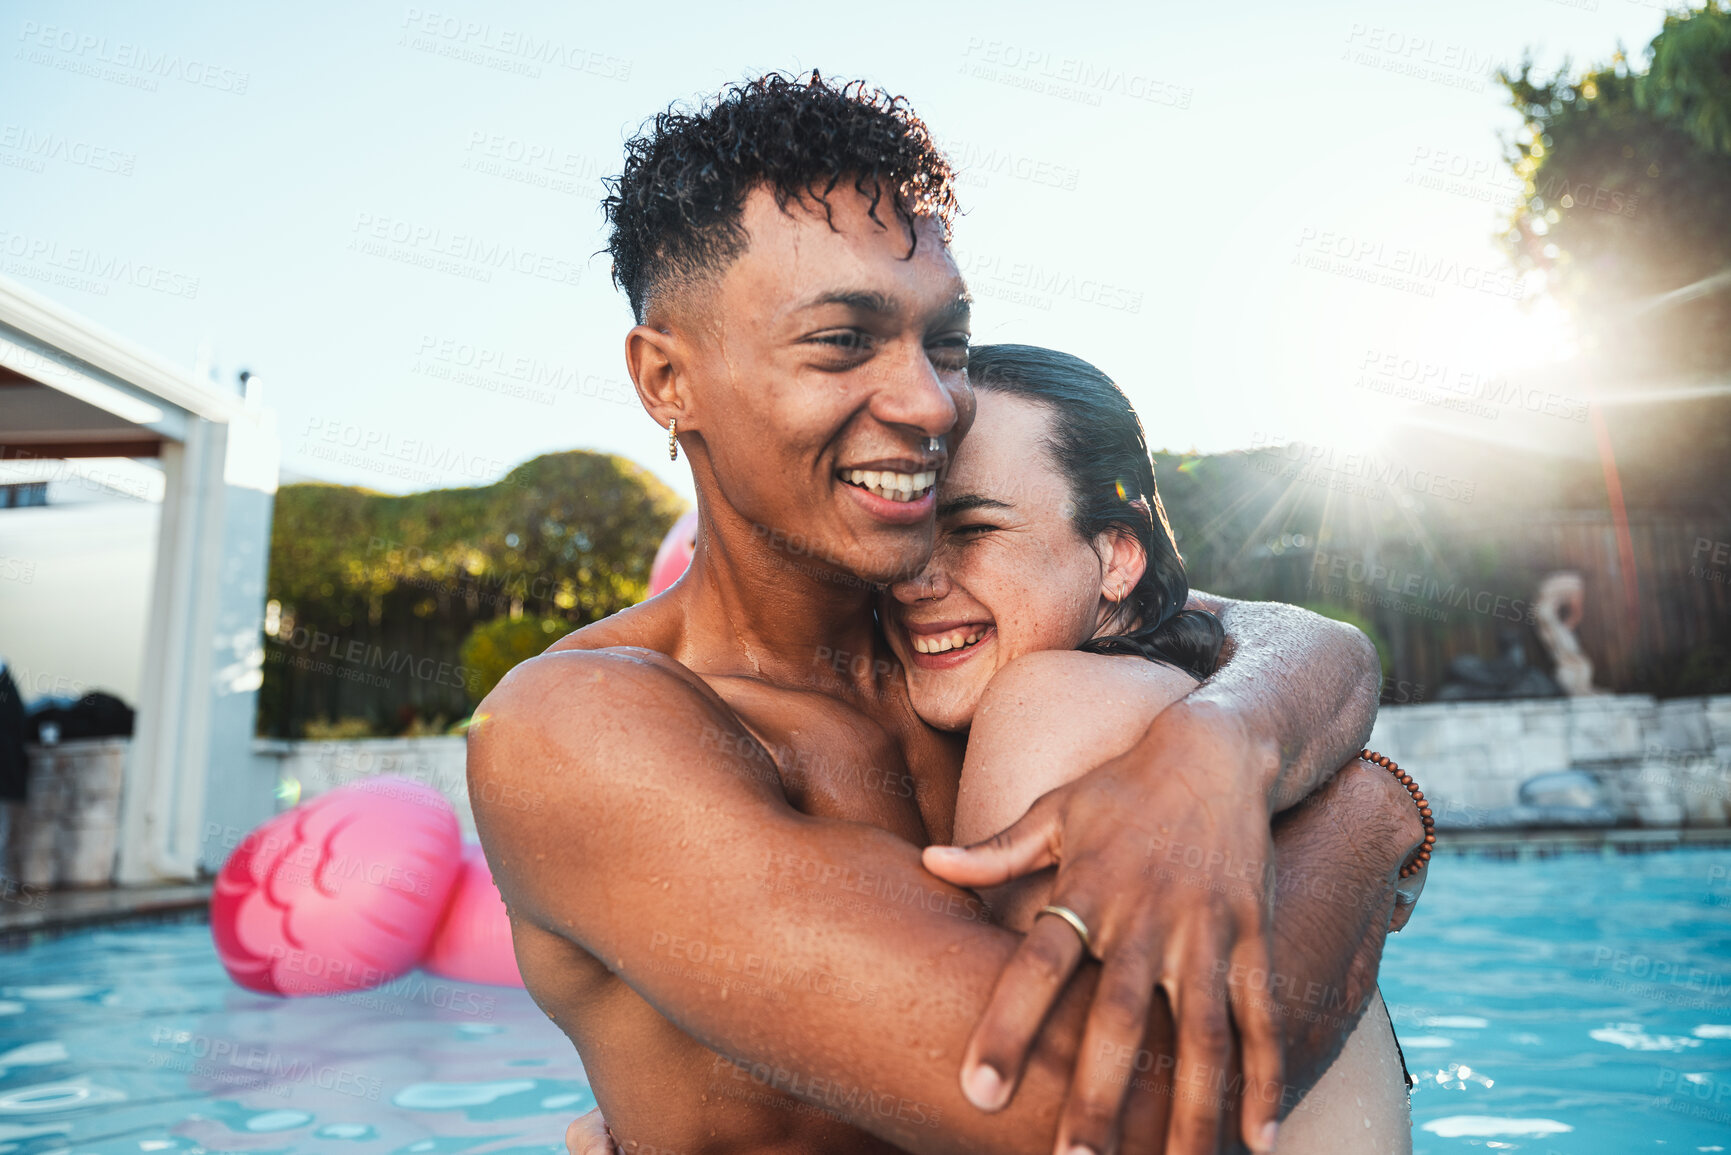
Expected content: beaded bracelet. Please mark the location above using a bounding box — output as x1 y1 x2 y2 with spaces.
1362 748 1435 878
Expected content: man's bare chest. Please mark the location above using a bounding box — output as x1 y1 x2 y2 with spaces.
702 674 961 848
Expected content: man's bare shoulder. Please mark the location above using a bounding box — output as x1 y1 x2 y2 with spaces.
473 593 707 744
542 594 685 657
474 642 718 759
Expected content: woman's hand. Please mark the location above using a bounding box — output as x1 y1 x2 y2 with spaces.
923 703 1285 1155
565 1108 617 1155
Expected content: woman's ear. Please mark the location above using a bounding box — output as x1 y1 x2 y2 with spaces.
1095 526 1148 610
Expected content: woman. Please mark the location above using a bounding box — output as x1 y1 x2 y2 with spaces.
882 344 1419 1153
571 344 1422 1154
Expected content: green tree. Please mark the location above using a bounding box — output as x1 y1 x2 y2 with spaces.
261 451 685 736
1500 2 1731 376
459 616 572 702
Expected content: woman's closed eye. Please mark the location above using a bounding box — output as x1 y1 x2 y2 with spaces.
945 521 999 540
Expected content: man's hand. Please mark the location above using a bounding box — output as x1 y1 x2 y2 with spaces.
1389 858 1428 935
924 703 1284 1155
565 1109 617 1155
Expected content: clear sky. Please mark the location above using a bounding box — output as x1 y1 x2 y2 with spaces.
0 0 1682 503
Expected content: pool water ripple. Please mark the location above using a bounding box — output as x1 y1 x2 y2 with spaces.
0 848 1724 1151
1382 848 1731 1152
0 920 590 1152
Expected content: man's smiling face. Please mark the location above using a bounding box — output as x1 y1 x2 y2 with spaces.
669 184 975 587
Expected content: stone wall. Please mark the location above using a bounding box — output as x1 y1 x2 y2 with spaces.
252 736 475 836
15 696 1727 890
260 697 1731 842
7 738 128 887
1366 694 1731 828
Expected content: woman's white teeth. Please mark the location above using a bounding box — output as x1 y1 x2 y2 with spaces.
912 628 986 654
842 469 936 502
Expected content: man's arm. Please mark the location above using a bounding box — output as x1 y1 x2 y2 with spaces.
1185 590 1383 813
922 595 1387 1152
472 647 1422 1155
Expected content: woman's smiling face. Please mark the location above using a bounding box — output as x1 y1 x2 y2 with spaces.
883 389 1140 731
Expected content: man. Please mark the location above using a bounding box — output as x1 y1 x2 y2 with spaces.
468 73 1424 1155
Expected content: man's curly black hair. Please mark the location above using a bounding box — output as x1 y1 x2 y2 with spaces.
602 71 960 322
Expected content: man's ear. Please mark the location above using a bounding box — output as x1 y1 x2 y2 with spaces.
624 323 688 431
1096 526 1148 609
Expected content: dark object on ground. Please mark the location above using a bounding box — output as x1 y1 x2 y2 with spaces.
0 665 26 803
26 692 136 743
1437 629 1565 701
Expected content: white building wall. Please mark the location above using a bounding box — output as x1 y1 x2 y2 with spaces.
0 501 158 706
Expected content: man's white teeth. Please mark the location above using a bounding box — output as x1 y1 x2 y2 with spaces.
842 469 936 503
911 628 986 654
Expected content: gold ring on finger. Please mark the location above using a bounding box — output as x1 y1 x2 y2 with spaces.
1037 903 1094 955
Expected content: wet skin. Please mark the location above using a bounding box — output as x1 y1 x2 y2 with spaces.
878 389 1416 1153
468 185 1423 1155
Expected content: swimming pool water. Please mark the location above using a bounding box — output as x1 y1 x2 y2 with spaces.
0 847 1726 1153
0 917 590 1153
1380 847 1731 1153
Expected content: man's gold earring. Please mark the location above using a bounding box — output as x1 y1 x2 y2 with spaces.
668 418 678 461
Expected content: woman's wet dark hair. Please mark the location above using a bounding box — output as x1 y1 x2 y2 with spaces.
966 344 1224 679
